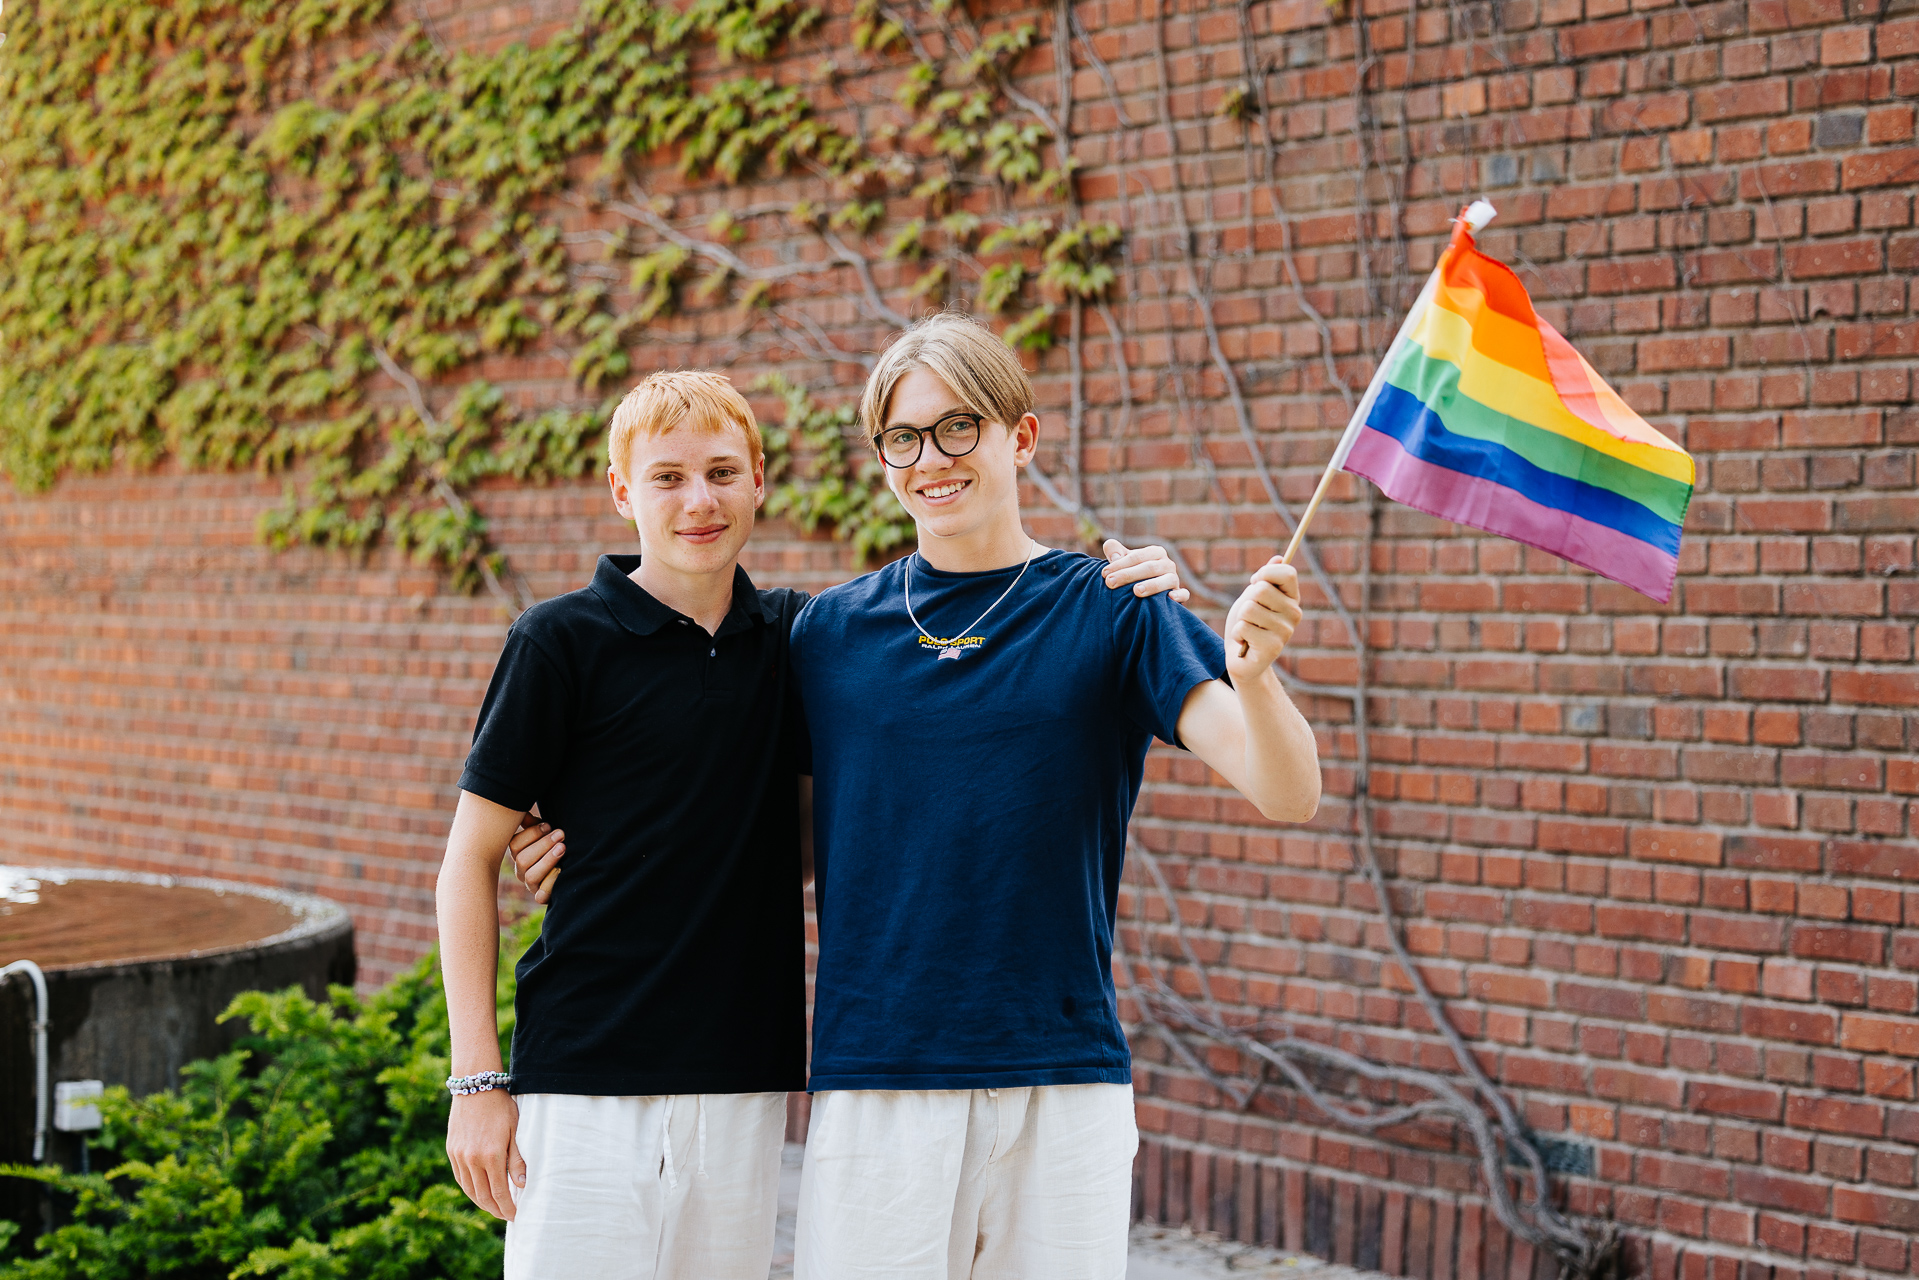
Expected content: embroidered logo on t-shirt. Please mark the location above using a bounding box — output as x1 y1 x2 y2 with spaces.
917 634 984 660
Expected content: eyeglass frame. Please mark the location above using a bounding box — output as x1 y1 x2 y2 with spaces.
870 410 986 468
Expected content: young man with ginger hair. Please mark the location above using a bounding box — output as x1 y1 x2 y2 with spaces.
436 368 1190 1280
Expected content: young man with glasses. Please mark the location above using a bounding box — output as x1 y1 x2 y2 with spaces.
782 312 1321 1279
437 369 1189 1280
517 314 1320 1277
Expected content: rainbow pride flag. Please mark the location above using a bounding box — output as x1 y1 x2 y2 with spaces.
1332 206 1695 603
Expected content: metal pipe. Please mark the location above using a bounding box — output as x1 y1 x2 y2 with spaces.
0 961 49 1161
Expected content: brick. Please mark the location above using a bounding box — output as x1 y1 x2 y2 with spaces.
1696 78 1789 122
1830 842 1919 881
1784 239 1885 278
1597 902 1688 942
1882 16 1919 57
1786 1093 1885 1137
1781 752 1883 790
1740 159 1840 199
1792 925 1884 965
1692 1081 1783 1120
1589 258 1679 294
1734 1167 1831 1215
1834 494 1919 532
1843 148 1919 191
1592 1065 1686 1108
1860 1230 1910 1272
1820 26 1872 64
1682 746 1777 785
1685 581 1780 614
1691 914 1788 953
1783 581 1885 616
1642 1154 1733 1201
1849 1013 1919 1057
1833 1187 1919 1231
1781 410 1885 448
1629 827 1723 866
1745 1003 1839 1045
1560 981 1644 1020
1563 18 1649 56
1832 670 1919 706
1638 335 1731 371
1732 498 1833 534
1726 835 1824 872
1538 819 1627 855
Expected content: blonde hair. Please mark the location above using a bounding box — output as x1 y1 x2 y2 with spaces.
607 370 763 480
858 312 1035 440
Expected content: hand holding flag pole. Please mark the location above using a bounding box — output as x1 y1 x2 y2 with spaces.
1235 196 1695 656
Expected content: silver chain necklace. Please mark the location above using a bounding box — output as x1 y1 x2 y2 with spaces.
904 540 1038 660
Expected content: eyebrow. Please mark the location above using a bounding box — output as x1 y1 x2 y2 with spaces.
880 407 977 431
647 455 746 471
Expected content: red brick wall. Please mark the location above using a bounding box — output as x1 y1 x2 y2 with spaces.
5 0 1919 1276
1091 0 1919 1276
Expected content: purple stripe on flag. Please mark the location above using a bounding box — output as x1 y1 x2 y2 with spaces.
1346 427 1679 603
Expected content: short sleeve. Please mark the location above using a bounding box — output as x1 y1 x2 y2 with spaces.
458 630 575 812
1111 591 1229 748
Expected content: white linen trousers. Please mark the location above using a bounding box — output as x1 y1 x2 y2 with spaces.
504 1090 787 1280
794 1082 1138 1280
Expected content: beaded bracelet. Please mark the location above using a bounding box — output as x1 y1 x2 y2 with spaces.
446 1071 513 1096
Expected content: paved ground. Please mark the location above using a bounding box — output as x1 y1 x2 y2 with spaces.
769 1144 1382 1279
1125 1225 1381 1279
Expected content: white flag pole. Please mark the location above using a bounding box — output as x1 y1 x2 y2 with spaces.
1274 199 1499 569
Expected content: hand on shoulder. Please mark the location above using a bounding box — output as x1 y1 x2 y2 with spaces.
1100 538 1189 603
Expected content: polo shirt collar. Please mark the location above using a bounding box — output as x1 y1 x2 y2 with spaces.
591 554 767 637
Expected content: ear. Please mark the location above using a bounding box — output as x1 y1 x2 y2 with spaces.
752 454 766 509
607 463 635 521
1011 412 1040 466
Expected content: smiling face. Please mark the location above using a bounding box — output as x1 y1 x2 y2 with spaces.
608 420 764 581
879 366 1037 560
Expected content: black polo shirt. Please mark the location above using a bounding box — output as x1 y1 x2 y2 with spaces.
459 554 808 1096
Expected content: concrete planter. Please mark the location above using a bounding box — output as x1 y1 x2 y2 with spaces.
0 867 354 1230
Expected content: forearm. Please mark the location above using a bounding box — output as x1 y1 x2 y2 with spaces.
1232 668 1322 822
1178 674 1321 824
437 793 516 1075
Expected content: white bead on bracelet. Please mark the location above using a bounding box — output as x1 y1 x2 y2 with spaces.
446 1071 512 1096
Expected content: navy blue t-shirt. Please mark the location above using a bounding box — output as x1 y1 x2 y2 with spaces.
790 549 1228 1090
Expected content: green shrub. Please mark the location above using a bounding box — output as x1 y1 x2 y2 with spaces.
0 915 542 1278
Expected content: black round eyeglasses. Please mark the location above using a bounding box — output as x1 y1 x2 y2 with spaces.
871 411 984 468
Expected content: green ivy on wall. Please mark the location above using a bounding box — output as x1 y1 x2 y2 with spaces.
761 374 912 563
0 0 1118 586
